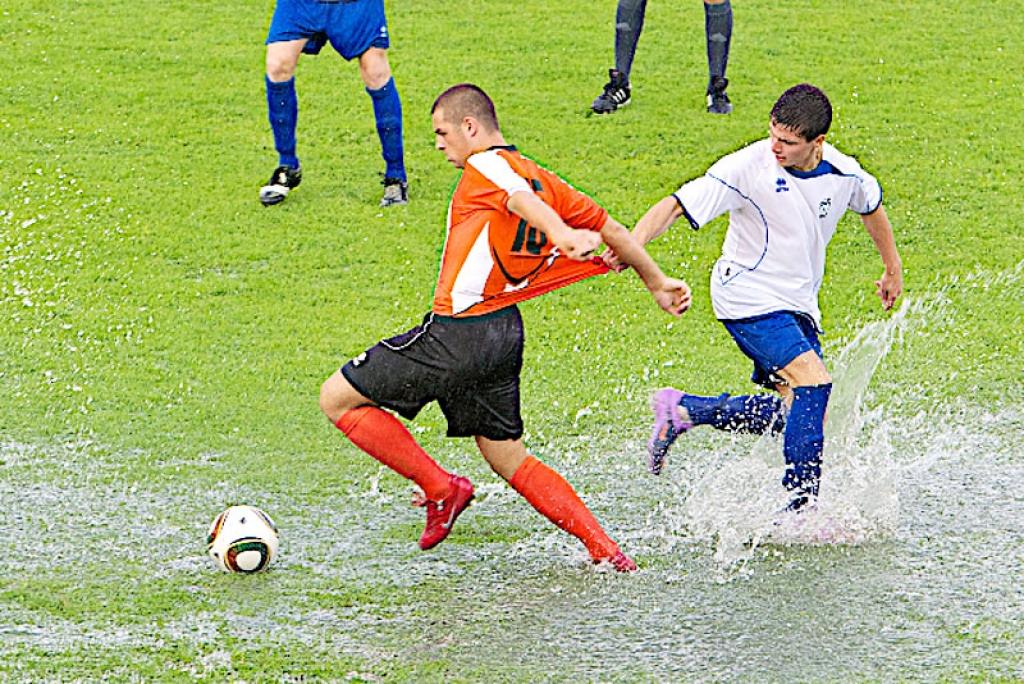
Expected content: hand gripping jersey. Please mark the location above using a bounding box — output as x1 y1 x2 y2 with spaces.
433 146 610 317
674 139 882 327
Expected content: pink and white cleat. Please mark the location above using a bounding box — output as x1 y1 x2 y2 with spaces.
647 388 692 475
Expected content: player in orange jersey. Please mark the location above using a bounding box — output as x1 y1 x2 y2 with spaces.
319 83 691 572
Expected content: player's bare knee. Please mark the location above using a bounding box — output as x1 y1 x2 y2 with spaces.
780 350 831 387
318 375 346 422
789 374 832 389
317 385 337 422
320 372 371 423
359 49 391 89
266 61 296 83
265 49 298 82
475 436 527 482
789 370 831 388
800 363 832 387
361 66 391 90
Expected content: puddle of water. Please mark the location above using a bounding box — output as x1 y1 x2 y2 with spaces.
2 264 1023 680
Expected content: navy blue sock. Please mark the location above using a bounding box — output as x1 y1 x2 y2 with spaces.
704 0 732 87
614 0 647 79
366 77 406 182
266 76 299 169
681 393 785 435
781 384 832 499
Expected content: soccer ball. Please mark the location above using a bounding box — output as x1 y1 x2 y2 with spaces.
206 505 280 573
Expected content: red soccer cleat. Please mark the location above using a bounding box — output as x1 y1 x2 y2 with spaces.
592 549 638 573
609 550 638 572
416 475 475 550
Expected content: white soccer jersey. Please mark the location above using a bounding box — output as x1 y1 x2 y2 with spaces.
674 139 882 327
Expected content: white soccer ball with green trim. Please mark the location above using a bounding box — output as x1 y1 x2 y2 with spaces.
206 505 279 573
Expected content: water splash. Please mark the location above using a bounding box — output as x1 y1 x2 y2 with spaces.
2 264 1022 679
677 258 1023 569
681 298 927 566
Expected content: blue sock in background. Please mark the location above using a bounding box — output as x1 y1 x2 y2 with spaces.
366 77 406 182
781 383 832 501
681 393 785 435
266 76 299 169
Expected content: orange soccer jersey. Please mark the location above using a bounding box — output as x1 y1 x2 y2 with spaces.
432 146 610 317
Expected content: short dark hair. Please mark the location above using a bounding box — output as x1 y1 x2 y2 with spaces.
770 84 832 141
431 83 500 132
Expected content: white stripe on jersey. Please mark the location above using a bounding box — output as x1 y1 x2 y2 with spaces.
450 221 494 314
467 150 532 197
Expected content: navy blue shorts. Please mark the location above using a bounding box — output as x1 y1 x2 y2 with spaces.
341 308 525 441
721 311 823 389
266 0 390 60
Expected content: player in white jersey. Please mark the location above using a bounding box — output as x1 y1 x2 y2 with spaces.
609 83 903 512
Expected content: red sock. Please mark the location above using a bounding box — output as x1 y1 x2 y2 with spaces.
509 455 619 561
334 407 451 501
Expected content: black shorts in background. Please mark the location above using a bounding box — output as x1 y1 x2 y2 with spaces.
341 307 525 440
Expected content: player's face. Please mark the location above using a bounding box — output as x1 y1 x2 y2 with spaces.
769 121 823 170
432 108 473 168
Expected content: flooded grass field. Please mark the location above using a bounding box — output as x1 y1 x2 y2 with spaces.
3 0 1023 678
3 269 1021 681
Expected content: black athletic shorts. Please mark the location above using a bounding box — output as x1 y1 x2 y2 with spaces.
341 306 525 440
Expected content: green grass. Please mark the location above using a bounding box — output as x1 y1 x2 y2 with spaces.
2 0 1023 680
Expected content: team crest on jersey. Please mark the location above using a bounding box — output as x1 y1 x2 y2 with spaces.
818 197 832 219
351 351 367 367
775 178 789 193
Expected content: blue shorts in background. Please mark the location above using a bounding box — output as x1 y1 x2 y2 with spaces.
721 311 823 389
266 0 390 60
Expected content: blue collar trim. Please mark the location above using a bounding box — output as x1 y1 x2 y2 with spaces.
785 159 838 179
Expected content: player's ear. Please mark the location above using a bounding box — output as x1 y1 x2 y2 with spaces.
463 116 478 137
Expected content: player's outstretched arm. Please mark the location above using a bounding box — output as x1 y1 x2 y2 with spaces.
600 217 691 316
860 204 903 310
506 191 601 261
633 196 685 245
603 195 684 271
